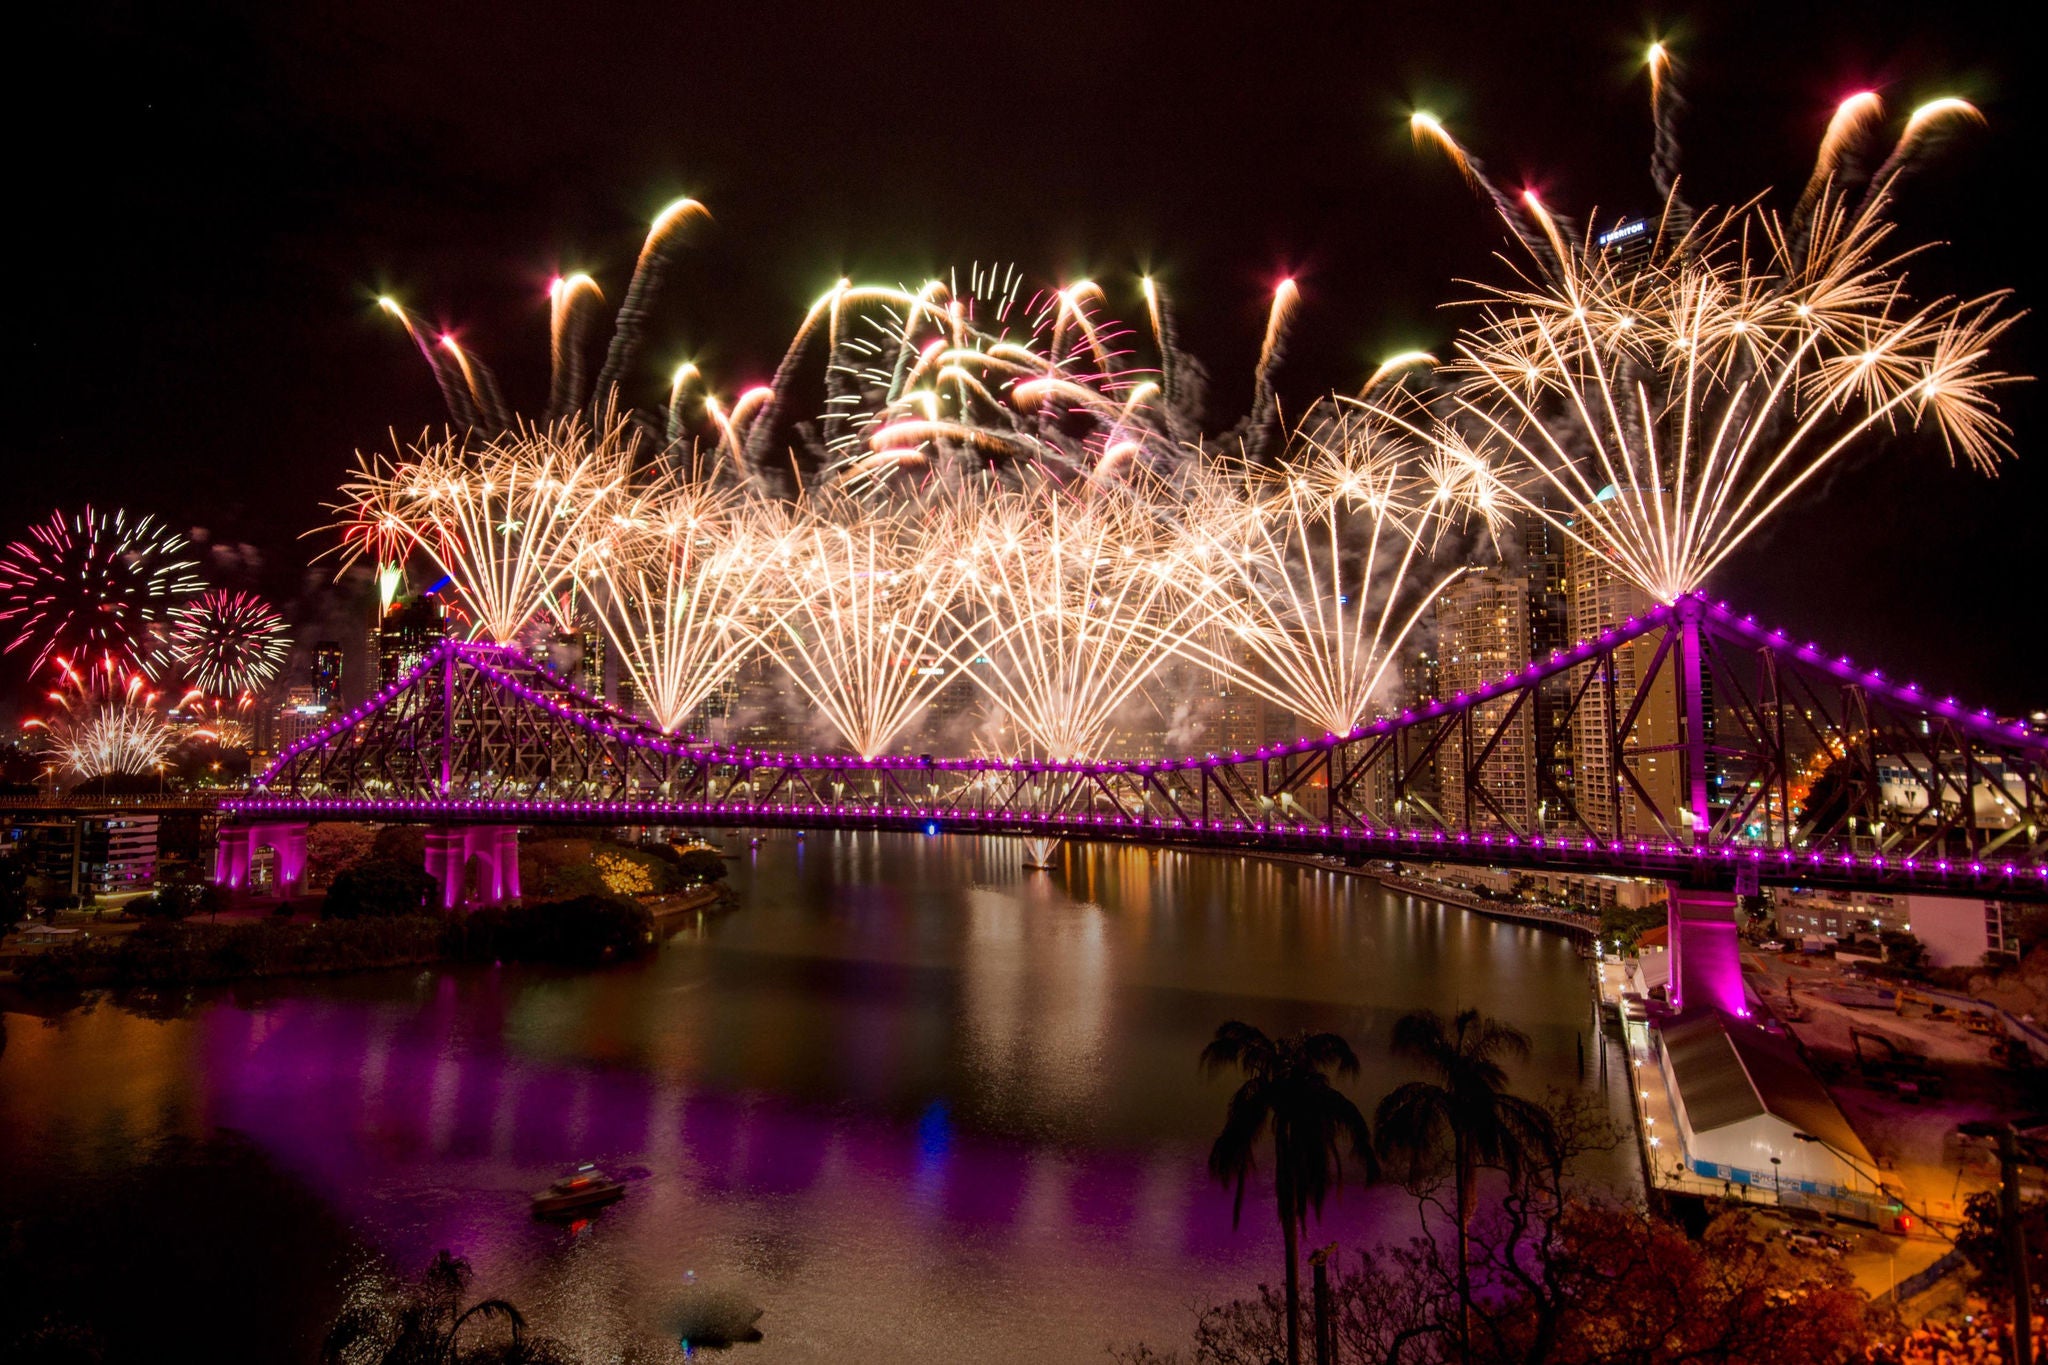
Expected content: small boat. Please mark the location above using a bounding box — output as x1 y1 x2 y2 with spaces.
532 1164 626 1218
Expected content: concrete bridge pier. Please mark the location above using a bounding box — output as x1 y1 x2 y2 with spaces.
212 822 308 896
1665 885 1748 1017
425 825 523 910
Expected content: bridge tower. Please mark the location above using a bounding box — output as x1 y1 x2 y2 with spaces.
213 822 309 897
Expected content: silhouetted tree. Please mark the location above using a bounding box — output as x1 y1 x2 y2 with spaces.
320 1250 568 1364
1202 1021 1376 1365
1376 1009 1559 1360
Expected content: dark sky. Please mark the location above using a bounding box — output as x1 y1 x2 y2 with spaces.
12 0 2043 715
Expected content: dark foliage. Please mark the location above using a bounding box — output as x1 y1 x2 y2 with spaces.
0 855 29 924
1597 901 1666 950
1201 1021 1375 1365
447 895 655 967
17 890 656 993
368 824 427 866
126 882 225 922
320 1250 572 1365
1954 1188 2048 1302
324 859 435 920
674 847 729 883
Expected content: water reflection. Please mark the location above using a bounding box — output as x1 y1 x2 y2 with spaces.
2 833 1623 1362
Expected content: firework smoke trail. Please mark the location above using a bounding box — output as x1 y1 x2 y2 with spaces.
379 297 477 428
1410 112 1555 271
169 589 292 696
332 412 635 643
665 363 703 448
581 467 779 734
1646 42 1687 208
1859 97 1988 217
1174 401 1486 737
1791 91 1884 251
742 289 844 487
1403 77 2016 605
1233 279 1299 462
439 336 512 433
593 199 709 413
547 274 605 419
27 654 178 780
762 495 985 758
0 507 204 677
1139 275 1197 447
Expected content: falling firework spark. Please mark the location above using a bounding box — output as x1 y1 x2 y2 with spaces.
762 495 984 758
0 507 204 677
949 485 1236 760
580 468 780 735
170 589 293 696
1176 401 1496 737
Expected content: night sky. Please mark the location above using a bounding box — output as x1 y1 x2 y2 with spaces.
12 0 2043 716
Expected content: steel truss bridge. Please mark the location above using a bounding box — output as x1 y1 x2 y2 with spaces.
226 594 2047 907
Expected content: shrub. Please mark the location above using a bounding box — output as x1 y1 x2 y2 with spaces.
447 894 655 967
368 824 426 866
127 882 225 922
323 859 435 920
674 848 728 884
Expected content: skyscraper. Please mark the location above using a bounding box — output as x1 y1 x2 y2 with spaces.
377 595 450 686
1434 568 1537 831
311 641 343 710
1565 541 1685 839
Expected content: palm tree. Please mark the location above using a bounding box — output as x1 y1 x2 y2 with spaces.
1202 1020 1377 1365
321 1250 548 1365
1374 1008 1560 1360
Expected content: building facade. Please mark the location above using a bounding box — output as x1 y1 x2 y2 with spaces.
1434 569 1537 831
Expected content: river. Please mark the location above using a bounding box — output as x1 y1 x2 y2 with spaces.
0 831 1625 1362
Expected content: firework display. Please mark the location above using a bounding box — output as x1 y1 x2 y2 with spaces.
26 655 183 780
762 495 976 758
331 56 2011 762
1173 400 1497 738
580 466 779 735
0 507 204 676
1403 79 2016 605
6 52 2015 781
170 589 293 696
333 411 637 644
375 205 1308 498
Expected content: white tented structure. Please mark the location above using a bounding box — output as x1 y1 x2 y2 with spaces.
1656 1008 1874 1199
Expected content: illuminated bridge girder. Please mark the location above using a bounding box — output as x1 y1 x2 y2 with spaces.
235 595 2048 901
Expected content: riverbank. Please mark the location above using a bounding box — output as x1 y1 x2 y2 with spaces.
1 885 737 994
1226 850 1599 939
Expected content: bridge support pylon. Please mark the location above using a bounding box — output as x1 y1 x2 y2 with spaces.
212 822 308 897
425 825 523 910
1665 885 1748 1018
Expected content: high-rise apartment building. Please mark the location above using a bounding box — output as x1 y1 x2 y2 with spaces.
274 685 329 750
1434 569 1537 831
1565 541 1685 839
311 642 344 710
377 595 450 686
